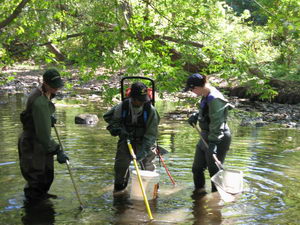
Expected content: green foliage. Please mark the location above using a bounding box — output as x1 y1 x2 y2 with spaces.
245 78 278 101
225 0 267 24
101 84 120 104
63 82 73 91
0 73 15 86
0 0 299 101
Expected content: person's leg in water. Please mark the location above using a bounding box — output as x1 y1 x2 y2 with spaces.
114 139 132 195
192 139 208 196
206 131 231 192
19 135 55 201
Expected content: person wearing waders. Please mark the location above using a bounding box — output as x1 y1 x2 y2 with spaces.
18 69 69 202
103 82 160 195
184 73 232 196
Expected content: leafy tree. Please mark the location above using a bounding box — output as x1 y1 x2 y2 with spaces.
225 0 267 24
0 0 299 100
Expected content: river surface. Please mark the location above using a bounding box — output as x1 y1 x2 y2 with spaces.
0 93 300 225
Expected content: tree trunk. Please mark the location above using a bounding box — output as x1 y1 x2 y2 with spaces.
45 43 66 61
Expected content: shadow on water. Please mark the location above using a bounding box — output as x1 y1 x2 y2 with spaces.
21 200 55 225
1 93 300 224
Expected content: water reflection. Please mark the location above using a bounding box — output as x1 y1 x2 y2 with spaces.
112 194 158 224
192 193 223 225
21 199 55 225
1 94 300 224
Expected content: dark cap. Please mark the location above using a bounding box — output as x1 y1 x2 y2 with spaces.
130 82 150 102
43 69 64 89
184 73 206 92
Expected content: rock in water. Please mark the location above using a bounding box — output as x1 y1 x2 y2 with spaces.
75 114 99 125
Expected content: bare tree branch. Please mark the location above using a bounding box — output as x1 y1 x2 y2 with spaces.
45 43 66 61
39 33 86 46
0 0 31 31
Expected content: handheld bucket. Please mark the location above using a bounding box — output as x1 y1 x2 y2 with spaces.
130 170 159 200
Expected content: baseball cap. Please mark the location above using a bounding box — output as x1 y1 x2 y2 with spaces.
43 69 64 89
130 82 150 102
184 73 205 92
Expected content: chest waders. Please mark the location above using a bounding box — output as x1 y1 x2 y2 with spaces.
18 88 55 201
114 99 152 193
193 94 231 193
119 77 156 220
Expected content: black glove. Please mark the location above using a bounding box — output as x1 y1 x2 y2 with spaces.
120 129 132 140
51 115 57 127
208 143 217 155
188 113 198 127
109 127 122 136
57 150 69 164
136 148 148 162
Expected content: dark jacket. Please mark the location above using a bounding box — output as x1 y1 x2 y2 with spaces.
198 87 231 144
103 98 160 152
20 87 59 154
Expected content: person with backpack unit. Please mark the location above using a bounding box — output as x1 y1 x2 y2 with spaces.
184 73 232 196
103 81 160 195
18 69 69 202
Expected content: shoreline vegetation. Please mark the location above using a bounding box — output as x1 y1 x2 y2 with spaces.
0 64 300 129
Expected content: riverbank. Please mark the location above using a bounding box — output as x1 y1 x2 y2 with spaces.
1 65 300 129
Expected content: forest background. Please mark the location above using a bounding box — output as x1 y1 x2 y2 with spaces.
0 0 299 101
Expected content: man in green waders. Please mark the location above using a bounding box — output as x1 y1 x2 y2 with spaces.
18 69 69 202
103 82 160 195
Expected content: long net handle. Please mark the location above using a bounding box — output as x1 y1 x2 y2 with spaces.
157 152 176 186
53 125 84 209
127 140 153 220
65 160 84 208
194 125 224 170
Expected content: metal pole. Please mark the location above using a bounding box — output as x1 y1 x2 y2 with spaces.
53 125 84 209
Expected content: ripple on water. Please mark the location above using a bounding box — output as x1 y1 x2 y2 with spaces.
0 162 16 166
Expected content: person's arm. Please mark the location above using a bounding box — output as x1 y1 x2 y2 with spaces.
103 103 123 136
208 98 227 144
103 105 117 123
32 96 59 154
141 105 160 152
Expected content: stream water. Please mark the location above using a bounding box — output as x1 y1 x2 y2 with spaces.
0 93 300 225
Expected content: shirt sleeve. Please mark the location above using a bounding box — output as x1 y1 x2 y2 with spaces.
141 105 160 152
208 98 227 144
103 103 122 129
32 96 58 153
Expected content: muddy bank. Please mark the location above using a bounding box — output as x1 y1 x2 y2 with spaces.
0 65 120 95
167 94 300 129
225 78 300 105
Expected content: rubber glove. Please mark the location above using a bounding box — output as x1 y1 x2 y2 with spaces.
57 150 69 164
136 148 148 162
208 143 217 155
107 126 121 136
119 129 130 139
51 115 57 127
188 113 199 127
